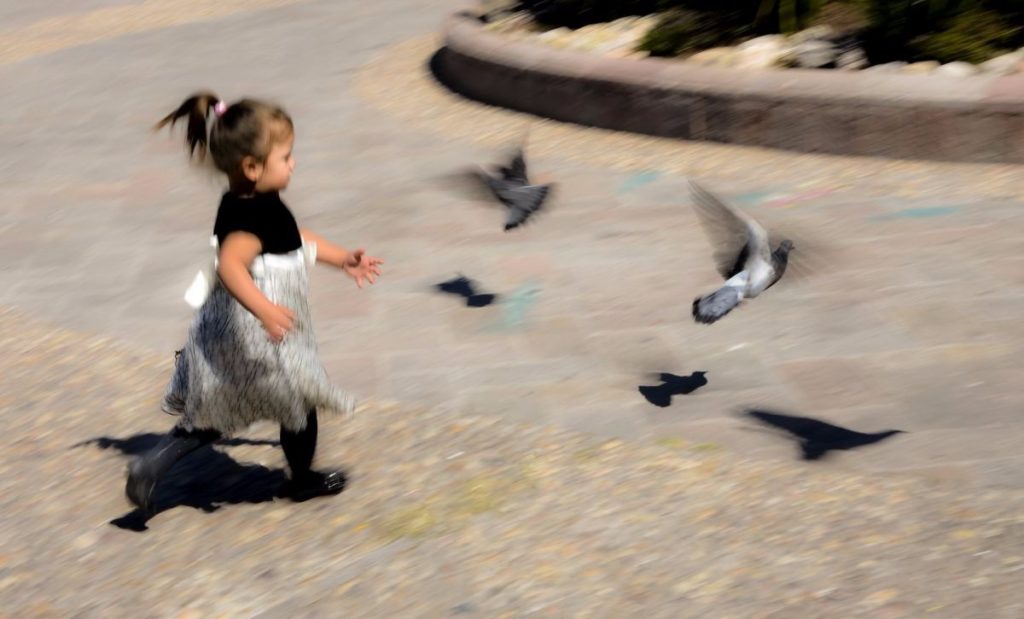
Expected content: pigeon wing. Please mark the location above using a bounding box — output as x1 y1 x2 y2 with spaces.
690 181 771 278
499 184 550 230
499 148 529 184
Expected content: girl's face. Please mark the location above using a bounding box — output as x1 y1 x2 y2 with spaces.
245 134 296 192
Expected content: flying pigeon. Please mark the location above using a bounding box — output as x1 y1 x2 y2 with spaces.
436 275 497 307
638 371 708 407
689 181 794 324
745 409 904 460
481 147 552 231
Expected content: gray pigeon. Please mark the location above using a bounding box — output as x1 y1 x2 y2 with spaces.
689 181 793 324
482 148 551 231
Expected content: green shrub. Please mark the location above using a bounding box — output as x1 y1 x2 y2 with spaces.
519 0 1024 63
861 0 1024 61
908 7 1024 62
639 9 752 56
754 0 827 32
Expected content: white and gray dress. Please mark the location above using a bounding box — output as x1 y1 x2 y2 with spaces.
161 191 354 435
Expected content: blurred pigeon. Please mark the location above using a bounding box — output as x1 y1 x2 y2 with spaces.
482 147 552 231
745 409 904 460
638 371 708 407
689 181 794 324
436 275 497 307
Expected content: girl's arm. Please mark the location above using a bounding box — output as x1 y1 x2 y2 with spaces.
300 227 352 268
300 227 383 288
218 232 294 341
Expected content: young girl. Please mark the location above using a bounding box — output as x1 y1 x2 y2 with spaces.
126 92 382 513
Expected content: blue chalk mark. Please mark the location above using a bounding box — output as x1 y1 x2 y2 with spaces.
872 206 960 221
618 171 662 194
734 191 776 205
484 283 540 332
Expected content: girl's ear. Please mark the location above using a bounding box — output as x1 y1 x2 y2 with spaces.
241 156 263 182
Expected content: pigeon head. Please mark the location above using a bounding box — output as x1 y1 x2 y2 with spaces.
771 240 795 274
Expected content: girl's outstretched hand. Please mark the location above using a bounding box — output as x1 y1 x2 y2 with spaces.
343 249 383 289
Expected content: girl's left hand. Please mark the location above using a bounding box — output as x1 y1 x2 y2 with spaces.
343 249 383 288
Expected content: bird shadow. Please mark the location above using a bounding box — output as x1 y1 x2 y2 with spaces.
638 371 709 407
75 433 288 532
742 409 906 461
435 275 498 308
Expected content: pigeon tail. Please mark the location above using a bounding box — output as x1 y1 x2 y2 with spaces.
693 285 742 324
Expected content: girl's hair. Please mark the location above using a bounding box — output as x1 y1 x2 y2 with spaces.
155 91 294 174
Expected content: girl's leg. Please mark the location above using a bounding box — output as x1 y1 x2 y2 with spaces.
125 426 221 513
279 408 346 501
280 408 318 479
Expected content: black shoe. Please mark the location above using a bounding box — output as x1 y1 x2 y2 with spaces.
125 459 157 514
283 470 347 503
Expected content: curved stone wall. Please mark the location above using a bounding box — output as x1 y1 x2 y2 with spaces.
434 12 1024 163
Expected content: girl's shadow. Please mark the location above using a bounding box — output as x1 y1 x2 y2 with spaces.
76 433 290 532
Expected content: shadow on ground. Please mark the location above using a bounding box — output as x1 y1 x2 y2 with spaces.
743 409 906 461
638 371 709 407
76 433 290 532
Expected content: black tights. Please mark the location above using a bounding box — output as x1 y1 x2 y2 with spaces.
280 409 318 480
140 409 319 481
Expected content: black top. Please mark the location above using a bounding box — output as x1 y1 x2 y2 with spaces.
213 191 302 255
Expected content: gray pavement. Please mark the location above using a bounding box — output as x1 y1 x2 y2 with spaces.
2 0 1021 485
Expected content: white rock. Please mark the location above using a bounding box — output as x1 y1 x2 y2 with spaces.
902 60 940 74
635 16 659 33
605 47 647 59
980 51 1024 75
936 61 978 77
484 11 533 32
738 35 787 52
688 47 737 68
736 35 788 69
607 17 637 33
793 40 836 68
625 23 653 41
577 29 616 50
864 61 907 73
836 48 868 70
537 27 571 42
788 25 836 45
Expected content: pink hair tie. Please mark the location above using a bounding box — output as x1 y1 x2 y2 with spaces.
213 101 227 118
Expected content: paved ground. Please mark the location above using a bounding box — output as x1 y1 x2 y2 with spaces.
1 0 1023 616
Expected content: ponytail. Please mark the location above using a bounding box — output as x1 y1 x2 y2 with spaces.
154 91 220 159
155 92 293 175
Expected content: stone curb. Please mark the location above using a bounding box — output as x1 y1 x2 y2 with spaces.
435 12 1024 163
